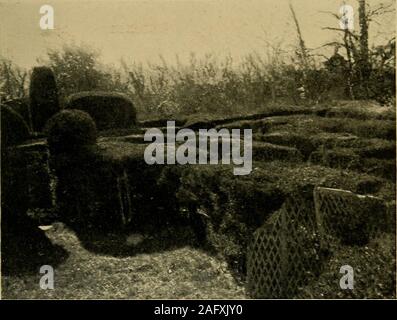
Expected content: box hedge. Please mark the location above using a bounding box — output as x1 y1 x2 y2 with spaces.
66 91 137 130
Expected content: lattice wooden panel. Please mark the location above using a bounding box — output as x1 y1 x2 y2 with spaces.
247 192 323 298
314 187 386 245
247 186 387 298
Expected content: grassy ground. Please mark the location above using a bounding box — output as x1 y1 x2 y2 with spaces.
1 223 246 299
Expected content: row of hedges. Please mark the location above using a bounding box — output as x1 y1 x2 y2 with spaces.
6 66 138 137
263 115 396 141
49 130 396 275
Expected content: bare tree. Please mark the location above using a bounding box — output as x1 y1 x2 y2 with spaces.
322 0 395 100
289 3 310 70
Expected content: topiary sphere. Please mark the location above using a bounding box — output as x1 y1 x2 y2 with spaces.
1 104 31 149
46 110 97 154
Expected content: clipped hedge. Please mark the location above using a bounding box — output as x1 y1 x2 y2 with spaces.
259 131 316 159
66 91 137 130
252 142 303 162
357 140 396 159
50 133 396 279
46 110 97 154
29 66 59 132
1 139 61 275
310 148 357 167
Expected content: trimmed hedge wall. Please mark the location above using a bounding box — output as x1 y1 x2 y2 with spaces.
66 91 137 130
49 137 395 275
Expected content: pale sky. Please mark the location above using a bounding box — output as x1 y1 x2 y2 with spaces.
0 0 395 69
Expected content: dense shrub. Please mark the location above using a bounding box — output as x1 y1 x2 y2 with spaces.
2 145 66 275
362 158 396 181
0 141 58 276
0 58 28 102
66 91 136 130
29 66 59 132
45 45 118 100
2 98 32 130
46 110 97 154
1 104 30 149
357 141 396 159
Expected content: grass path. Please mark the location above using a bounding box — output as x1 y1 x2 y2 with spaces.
2 223 246 299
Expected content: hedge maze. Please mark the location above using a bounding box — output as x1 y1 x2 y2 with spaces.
1 66 395 298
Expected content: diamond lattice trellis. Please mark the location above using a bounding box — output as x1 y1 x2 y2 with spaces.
247 191 323 298
247 186 387 298
313 187 387 245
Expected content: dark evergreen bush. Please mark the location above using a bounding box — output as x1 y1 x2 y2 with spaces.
29 66 60 132
2 142 67 275
46 110 97 154
3 98 32 130
1 104 30 149
66 91 137 130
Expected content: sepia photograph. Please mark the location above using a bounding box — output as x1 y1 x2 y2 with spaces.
0 0 396 302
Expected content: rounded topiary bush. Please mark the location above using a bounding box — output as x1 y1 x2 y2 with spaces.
46 110 97 154
30 66 60 132
65 91 137 130
1 104 30 149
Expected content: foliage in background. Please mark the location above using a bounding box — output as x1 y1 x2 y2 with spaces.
1 2 395 119
0 58 28 101
2 43 394 122
43 46 115 103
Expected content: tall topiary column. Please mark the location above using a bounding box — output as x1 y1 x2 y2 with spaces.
29 66 60 132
